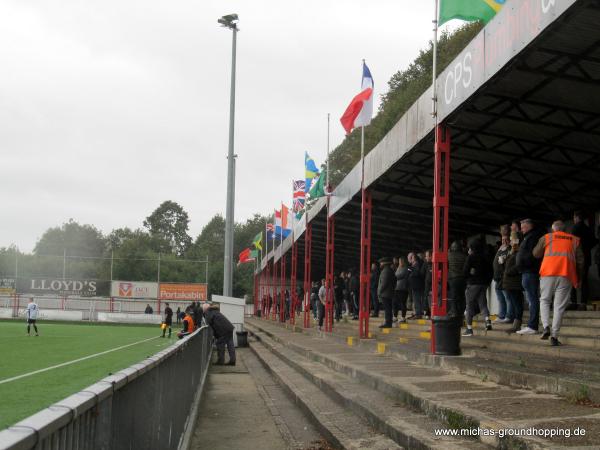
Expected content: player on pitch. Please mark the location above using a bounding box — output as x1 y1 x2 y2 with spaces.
26 297 40 336
162 302 173 338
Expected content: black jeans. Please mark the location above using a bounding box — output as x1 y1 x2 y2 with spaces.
318 302 326 327
371 287 379 315
382 296 393 326
215 332 236 363
448 277 466 317
393 290 408 318
334 296 343 321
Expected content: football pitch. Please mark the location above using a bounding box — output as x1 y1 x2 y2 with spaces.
0 320 175 430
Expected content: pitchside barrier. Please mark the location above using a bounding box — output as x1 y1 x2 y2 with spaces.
0 325 213 450
0 295 194 324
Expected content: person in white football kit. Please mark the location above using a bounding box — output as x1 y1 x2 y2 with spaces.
26 297 39 336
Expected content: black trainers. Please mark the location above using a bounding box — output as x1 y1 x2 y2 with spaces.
541 327 551 340
551 337 561 347
462 328 474 337
485 320 492 331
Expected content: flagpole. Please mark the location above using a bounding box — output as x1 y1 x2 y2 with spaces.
326 113 330 191
432 0 439 124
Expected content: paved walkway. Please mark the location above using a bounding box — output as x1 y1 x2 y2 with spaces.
190 348 327 450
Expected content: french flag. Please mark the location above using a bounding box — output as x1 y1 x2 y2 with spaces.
340 62 374 135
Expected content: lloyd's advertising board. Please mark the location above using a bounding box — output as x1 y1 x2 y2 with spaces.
159 283 207 301
17 278 110 297
111 281 158 299
0 278 16 295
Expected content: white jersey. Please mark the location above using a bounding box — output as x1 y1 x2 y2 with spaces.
26 302 39 320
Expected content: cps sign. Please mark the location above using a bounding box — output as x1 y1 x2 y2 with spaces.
443 52 473 106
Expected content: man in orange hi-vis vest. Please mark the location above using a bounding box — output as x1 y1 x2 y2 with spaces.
533 220 584 346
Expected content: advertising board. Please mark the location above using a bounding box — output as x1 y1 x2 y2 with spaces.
159 283 207 301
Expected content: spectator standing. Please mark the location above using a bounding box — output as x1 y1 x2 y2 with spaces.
493 236 512 323
370 263 380 318
448 241 467 317
407 253 425 319
503 236 525 333
377 257 395 328
334 274 344 322
311 281 320 320
202 303 236 365
462 239 493 336
350 270 360 320
534 220 584 346
176 306 182 324
516 218 545 334
572 211 598 309
317 279 326 331
144 304 153 314
394 257 409 323
421 250 433 318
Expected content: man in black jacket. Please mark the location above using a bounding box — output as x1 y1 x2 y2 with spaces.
462 239 493 337
516 219 545 334
377 257 395 328
202 303 236 366
407 253 425 319
572 211 598 309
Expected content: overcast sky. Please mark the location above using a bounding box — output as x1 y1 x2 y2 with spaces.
0 0 458 253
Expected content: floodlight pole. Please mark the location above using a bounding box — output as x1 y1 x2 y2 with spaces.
222 15 239 297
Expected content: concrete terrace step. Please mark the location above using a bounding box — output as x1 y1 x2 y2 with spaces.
248 318 600 449
247 335 403 450
249 328 491 450
442 348 600 403
462 332 600 361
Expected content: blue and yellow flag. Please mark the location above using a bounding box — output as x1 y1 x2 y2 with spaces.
439 0 505 26
305 152 320 193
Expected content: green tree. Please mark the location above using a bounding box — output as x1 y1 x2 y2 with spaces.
143 201 192 256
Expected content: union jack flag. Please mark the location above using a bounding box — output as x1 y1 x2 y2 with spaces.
293 180 306 212
266 223 275 241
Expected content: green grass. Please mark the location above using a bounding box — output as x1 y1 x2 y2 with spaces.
0 320 174 430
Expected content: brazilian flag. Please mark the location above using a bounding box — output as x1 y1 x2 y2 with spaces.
439 0 506 26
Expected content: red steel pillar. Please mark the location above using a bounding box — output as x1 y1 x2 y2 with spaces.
271 259 277 321
280 253 286 323
303 223 312 328
253 272 258 316
290 241 298 325
431 125 451 353
359 188 373 339
325 214 335 332
274 260 280 321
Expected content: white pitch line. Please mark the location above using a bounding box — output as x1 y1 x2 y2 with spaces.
0 336 161 385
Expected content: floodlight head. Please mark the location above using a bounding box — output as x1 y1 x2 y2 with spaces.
218 14 239 29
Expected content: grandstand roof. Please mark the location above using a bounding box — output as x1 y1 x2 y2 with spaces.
261 0 600 278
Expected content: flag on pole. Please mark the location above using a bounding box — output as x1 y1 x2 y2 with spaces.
340 62 374 135
281 203 292 236
252 232 263 251
293 180 306 212
439 0 505 26
238 247 255 265
308 169 327 199
274 208 291 239
305 152 320 193
266 223 275 242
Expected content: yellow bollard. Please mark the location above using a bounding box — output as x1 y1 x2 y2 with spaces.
382 328 391 334
417 319 427 325
377 342 386 354
368 332 373 339
400 323 409 330
419 331 432 340
347 336 354 346
399 337 409 344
